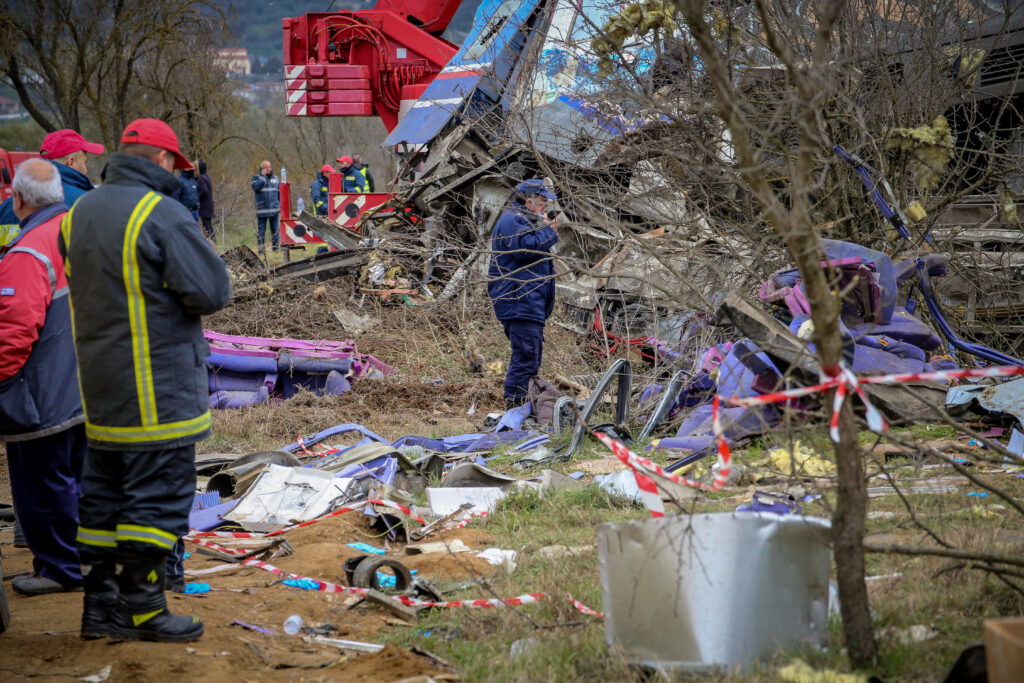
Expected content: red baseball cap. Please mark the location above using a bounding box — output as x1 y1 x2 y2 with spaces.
120 118 193 170
40 129 105 159
320 164 334 173
336 155 352 165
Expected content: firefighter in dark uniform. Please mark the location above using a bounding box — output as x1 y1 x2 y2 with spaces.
311 164 332 216
59 118 231 643
487 179 559 408
336 155 368 193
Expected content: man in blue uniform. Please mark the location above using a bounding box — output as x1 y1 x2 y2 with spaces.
487 179 559 408
336 156 367 193
311 164 332 216
251 160 280 252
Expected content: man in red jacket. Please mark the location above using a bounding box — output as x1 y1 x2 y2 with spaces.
0 158 86 596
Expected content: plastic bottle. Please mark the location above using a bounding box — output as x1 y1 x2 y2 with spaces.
283 614 303 635
281 166 287 183
296 196 305 214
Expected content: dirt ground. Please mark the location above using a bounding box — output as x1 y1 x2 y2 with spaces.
0 511 497 681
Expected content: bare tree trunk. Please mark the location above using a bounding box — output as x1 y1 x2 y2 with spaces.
781 148 878 668
833 397 877 665
4 57 57 132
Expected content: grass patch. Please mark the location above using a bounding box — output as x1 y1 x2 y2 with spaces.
383 486 642 681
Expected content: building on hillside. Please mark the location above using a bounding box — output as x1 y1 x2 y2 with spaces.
0 96 20 116
215 48 251 77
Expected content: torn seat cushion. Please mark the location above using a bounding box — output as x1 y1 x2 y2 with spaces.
527 376 562 426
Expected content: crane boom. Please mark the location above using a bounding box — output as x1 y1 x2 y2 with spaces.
282 0 463 130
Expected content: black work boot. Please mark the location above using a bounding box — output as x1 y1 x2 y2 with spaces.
108 555 203 643
81 561 118 640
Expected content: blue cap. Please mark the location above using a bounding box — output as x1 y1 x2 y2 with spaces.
516 178 556 200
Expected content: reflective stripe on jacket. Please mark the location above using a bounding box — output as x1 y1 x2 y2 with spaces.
251 173 280 216
60 153 232 450
311 172 329 215
353 163 374 192
340 166 367 193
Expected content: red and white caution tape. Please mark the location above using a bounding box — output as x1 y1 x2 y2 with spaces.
187 507 597 616
594 425 729 519
239 556 549 609
712 362 1024 452
296 434 341 458
186 536 252 556
567 593 604 618
187 498 427 543
599 362 1024 517
442 511 488 531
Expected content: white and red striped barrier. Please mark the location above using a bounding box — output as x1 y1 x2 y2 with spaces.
567 593 604 618
598 362 1024 517
185 500 601 616
186 498 428 545
240 556 550 609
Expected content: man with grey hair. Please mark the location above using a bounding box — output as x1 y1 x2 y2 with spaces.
0 158 87 597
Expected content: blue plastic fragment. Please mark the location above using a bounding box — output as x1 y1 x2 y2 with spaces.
281 423 390 453
737 491 801 515
190 491 223 512
346 542 386 555
966 491 989 498
283 578 320 590
233 620 277 635
183 552 192 560
184 582 211 594
376 569 417 588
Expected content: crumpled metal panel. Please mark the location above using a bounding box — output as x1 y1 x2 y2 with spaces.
384 75 480 146
946 377 1024 425
597 513 831 671
384 0 544 147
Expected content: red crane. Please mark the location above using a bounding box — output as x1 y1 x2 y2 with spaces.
282 0 462 131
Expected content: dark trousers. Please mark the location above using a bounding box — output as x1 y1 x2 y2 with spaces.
256 214 280 249
200 217 214 239
502 319 545 404
6 424 87 586
77 445 196 568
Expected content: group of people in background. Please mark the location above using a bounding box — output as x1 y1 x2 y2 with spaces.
310 153 374 217
248 153 374 251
